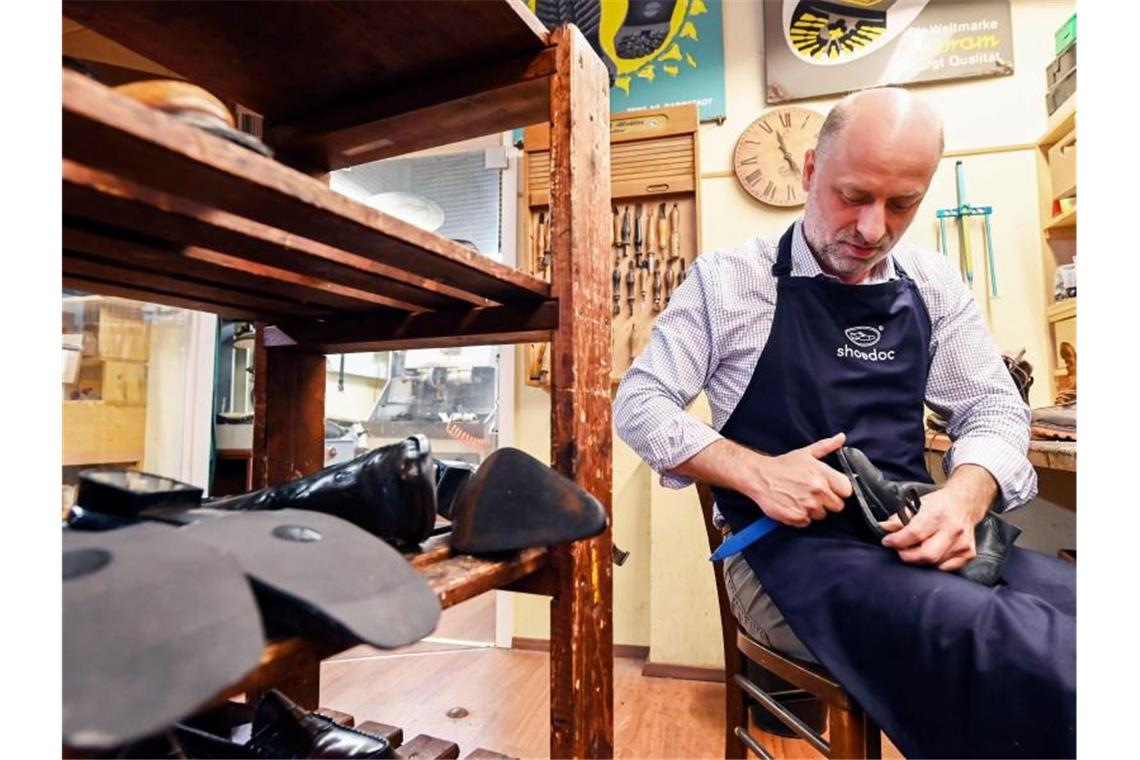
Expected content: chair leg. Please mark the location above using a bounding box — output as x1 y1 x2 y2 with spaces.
725 647 748 758
828 705 880 760
725 687 747 759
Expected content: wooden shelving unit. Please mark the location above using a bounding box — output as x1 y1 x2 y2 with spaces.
62 2 614 756
1034 96 1077 402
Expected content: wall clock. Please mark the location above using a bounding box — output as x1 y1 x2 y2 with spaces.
733 106 825 207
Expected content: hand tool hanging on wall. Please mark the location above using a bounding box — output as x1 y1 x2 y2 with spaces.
625 259 636 315
612 265 622 315
669 203 681 261
542 211 553 271
639 265 647 304
633 202 644 268
534 212 547 275
620 205 632 258
532 342 548 381
646 204 657 254
664 260 676 306
982 212 999 298
677 257 687 286
651 254 662 313
612 206 621 261
934 160 999 297
954 161 974 285
657 203 669 255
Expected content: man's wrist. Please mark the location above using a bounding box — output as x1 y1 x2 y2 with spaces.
943 463 998 524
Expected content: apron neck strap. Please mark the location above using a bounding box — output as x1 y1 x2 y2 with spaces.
772 223 796 277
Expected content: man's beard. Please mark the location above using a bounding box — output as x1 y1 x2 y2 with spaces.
803 218 891 280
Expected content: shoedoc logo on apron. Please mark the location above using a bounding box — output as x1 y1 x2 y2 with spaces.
838 325 896 361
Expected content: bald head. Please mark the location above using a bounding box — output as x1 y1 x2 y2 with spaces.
799 87 945 284
815 87 944 169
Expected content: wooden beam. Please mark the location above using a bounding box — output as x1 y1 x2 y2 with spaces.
251 324 325 490
64 223 408 314
63 71 550 305
63 252 322 318
63 1 547 124
270 49 555 171
545 26 614 760
63 274 272 321
64 159 478 312
263 301 558 354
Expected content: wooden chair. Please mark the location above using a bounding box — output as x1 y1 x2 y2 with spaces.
696 484 882 759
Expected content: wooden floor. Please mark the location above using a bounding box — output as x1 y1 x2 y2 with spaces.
320 593 903 759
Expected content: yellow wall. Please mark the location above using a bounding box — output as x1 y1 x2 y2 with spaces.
513 0 1075 668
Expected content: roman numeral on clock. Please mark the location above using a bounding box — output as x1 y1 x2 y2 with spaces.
779 112 792 129
758 120 773 134
745 169 763 186
762 181 777 199
786 184 797 202
739 155 758 165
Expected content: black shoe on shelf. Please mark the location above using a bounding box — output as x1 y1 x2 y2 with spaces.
204 435 437 548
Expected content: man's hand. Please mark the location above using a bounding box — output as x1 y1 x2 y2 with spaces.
879 464 997 571
747 433 853 528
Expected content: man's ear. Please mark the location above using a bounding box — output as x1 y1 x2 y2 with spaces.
802 149 817 193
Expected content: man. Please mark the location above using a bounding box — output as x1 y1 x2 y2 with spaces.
614 88 1076 758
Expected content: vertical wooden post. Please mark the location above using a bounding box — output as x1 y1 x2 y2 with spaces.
252 323 326 489
547 24 614 759
251 321 325 709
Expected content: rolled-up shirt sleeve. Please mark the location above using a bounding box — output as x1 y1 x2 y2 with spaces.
923 259 1038 511
614 255 724 489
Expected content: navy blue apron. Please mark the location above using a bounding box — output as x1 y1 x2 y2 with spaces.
712 224 1076 758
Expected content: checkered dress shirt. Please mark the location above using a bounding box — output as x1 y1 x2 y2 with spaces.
613 219 1037 511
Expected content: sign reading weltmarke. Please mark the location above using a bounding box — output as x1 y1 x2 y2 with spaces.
764 0 1014 104
529 0 727 122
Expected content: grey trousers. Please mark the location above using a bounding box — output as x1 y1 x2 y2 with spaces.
722 549 819 664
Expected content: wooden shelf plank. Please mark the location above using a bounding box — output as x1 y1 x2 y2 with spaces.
64 223 410 315
1046 298 1076 322
1045 205 1076 231
62 1 548 126
63 70 551 307
264 301 558 354
63 0 552 170
64 162 473 313
271 48 555 171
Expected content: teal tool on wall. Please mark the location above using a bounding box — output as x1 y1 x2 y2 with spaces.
935 160 998 298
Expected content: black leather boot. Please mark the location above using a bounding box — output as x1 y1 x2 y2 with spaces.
204 435 436 547
837 446 1022 586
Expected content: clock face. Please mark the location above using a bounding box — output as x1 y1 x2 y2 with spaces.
733 107 825 207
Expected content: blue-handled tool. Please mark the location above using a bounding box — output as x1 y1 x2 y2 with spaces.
709 516 780 561
982 212 998 298
954 160 974 285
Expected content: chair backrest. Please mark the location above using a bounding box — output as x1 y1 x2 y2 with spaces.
695 484 743 686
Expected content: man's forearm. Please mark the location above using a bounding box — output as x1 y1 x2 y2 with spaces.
668 438 764 496
942 463 999 524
